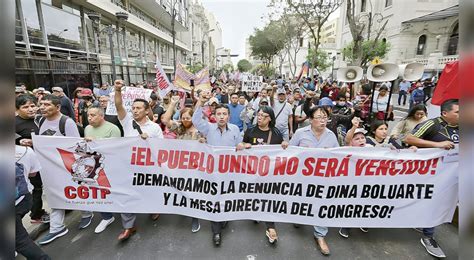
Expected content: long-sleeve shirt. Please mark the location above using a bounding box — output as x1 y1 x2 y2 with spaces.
390 117 427 139
192 106 242 146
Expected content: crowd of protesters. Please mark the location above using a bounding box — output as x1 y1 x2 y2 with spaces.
15 73 457 259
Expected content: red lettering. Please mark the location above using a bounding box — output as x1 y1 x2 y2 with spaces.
146 148 154 166
273 157 287 175
365 160 378 175
325 158 338 177
64 186 76 199
188 152 199 169
78 186 89 199
355 159 369 176
314 158 327 177
136 147 146 166
286 158 299 175
157 150 168 167
178 151 189 169
302 158 315 176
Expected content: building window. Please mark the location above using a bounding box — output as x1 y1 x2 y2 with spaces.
385 0 393 7
361 0 367 12
447 23 458 55
416 35 426 55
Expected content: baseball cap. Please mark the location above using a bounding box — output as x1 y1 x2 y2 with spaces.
37 87 45 93
259 98 269 105
52 86 63 92
276 88 286 95
353 128 367 136
208 97 219 105
318 97 334 107
15 87 24 93
80 88 93 97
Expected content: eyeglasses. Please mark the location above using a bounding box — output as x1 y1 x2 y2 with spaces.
313 116 328 121
257 113 270 118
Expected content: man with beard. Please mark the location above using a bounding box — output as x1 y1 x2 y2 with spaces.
192 90 242 246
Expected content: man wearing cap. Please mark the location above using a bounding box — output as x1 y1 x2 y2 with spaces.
16 86 26 96
52 86 75 121
78 88 98 128
270 86 293 141
228 92 245 132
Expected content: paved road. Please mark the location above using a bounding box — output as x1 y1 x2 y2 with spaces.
19 211 458 260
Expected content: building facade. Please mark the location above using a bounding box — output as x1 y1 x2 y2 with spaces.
337 0 458 66
15 0 191 94
399 5 458 76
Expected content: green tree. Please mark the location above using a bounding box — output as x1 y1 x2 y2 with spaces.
187 62 204 74
307 49 331 72
222 63 234 73
249 21 285 67
251 64 275 78
237 59 252 72
342 40 391 67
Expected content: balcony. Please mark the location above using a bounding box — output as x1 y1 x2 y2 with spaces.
401 54 458 70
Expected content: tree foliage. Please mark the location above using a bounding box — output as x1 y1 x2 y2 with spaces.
249 21 286 67
269 0 341 68
342 40 390 67
307 48 331 72
237 59 252 72
222 63 234 73
187 62 204 74
251 64 275 78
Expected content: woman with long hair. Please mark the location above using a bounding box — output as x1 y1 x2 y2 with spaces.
236 105 288 245
366 120 403 149
390 104 427 140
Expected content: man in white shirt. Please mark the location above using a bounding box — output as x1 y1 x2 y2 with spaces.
114 80 163 242
270 87 294 141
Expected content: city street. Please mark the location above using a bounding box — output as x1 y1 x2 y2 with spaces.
23 212 458 259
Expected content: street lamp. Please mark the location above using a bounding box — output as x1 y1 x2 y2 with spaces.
215 47 225 70
88 11 128 82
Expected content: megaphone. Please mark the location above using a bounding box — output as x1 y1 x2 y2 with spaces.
337 66 363 82
399 62 424 81
367 63 399 82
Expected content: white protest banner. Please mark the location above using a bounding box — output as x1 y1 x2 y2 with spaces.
241 73 263 92
155 58 175 97
32 136 458 228
105 87 153 115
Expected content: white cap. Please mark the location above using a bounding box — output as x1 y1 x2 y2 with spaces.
354 128 367 135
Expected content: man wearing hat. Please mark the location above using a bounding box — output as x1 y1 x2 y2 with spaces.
52 86 75 121
270 86 293 141
78 88 98 127
16 86 26 96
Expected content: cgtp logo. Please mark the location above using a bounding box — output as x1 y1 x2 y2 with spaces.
58 141 111 199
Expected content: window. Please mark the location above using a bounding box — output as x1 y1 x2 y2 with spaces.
447 23 458 55
416 35 426 55
361 0 367 12
385 0 393 7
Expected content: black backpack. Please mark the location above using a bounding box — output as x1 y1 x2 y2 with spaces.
35 115 84 137
15 162 29 200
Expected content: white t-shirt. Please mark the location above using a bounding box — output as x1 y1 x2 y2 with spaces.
294 105 310 128
120 113 164 138
38 115 80 137
372 91 392 113
15 145 41 193
272 101 293 130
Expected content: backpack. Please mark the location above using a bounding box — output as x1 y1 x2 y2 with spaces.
412 89 424 104
15 162 29 200
35 115 84 137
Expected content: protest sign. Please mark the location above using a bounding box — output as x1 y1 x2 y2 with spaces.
105 87 153 115
242 74 263 92
155 58 174 97
32 136 458 228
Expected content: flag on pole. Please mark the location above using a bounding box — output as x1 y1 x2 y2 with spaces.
173 63 195 91
232 71 241 82
431 61 459 105
155 58 174 97
297 61 310 81
194 67 212 91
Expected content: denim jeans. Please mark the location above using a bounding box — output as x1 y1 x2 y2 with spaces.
313 226 328 238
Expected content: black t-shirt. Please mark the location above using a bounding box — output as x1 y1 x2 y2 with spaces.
152 105 165 125
15 115 38 145
243 126 283 145
411 117 459 143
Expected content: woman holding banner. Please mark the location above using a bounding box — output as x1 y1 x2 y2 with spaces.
236 105 289 245
161 94 203 233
